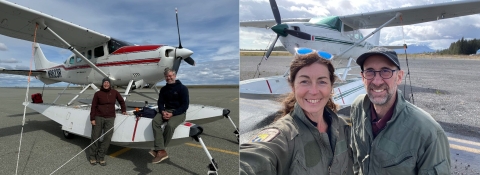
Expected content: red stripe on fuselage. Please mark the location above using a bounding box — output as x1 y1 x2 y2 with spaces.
111 45 163 55
45 58 160 71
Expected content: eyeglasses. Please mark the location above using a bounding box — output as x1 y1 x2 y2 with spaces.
295 48 333 60
362 69 398 80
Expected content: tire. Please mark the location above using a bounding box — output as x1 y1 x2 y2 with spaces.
63 130 75 139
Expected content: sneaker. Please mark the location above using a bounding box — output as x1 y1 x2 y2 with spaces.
99 160 107 166
152 150 168 164
89 159 97 165
149 150 157 157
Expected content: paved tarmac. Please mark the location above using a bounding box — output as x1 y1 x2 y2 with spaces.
240 56 480 174
0 87 239 175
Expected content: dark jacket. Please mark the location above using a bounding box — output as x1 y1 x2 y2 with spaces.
240 103 353 175
157 80 189 116
90 87 126 120
350 91 451 175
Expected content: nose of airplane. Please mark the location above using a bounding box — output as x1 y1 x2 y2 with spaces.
176 48 194 58
271 24 289 37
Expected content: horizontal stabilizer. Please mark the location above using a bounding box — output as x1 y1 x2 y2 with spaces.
0 69 45 76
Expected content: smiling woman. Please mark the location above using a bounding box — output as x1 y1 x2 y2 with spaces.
240 51 354 175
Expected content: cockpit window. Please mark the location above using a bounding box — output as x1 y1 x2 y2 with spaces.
108 38 134 54
69 56 75 64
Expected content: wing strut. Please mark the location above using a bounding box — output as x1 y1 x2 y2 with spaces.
36 21 114 80
337 12 402 59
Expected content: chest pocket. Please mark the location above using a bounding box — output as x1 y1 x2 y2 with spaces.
380 150 416 175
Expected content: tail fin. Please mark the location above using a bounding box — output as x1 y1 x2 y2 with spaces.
369 29 381 46
33 43 59 70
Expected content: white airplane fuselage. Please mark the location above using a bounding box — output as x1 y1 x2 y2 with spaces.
276 22 375 59
37 44 179 87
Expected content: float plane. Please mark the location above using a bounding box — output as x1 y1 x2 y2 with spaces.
0 1 239 173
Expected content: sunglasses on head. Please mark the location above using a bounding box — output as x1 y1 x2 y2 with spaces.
295 47 334 60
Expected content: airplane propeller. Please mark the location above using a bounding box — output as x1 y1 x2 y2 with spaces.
264 0 311 59
172 8 195 73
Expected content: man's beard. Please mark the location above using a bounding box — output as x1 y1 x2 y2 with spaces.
367 83 393 106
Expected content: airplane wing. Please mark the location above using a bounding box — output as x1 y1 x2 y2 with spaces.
0 68 45 76
240 18 310 28
0 1 110 50
240 1 480 30
339 1 480 29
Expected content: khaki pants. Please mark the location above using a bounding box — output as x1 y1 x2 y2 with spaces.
152 110 186 150
89 116 115 161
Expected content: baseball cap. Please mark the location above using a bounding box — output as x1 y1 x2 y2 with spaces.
356 47 401 70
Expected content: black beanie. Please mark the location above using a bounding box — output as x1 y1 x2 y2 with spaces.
102 77 111 84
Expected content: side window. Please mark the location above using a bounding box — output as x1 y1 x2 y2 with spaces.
87 50 92 59
293 26 300 31
76 55 82 63
94 46 104 58
69 56 75 64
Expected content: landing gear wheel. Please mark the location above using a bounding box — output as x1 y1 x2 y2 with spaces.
63 130 74 139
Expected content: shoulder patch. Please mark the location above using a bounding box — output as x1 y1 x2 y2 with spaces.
250 128 280 142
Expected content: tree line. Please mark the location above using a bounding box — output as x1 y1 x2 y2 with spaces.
436 37 480 55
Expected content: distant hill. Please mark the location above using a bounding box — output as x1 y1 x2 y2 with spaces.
394 45 435 54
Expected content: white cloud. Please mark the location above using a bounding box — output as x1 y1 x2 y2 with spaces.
0 43 7 51
216 46 237 55
0 58 21 63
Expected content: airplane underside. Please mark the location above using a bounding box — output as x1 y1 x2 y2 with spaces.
23 102 229 148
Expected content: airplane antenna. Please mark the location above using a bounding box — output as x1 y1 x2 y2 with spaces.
175 8 183 49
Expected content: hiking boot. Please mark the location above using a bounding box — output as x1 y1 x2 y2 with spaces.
99 160 107 166
89 159 97 165
149 150 157 157
152 150 168 164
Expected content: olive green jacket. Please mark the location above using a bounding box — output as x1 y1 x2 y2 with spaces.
350 91 451 175
240 103 353 175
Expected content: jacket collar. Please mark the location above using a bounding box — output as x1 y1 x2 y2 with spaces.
292 103 340 142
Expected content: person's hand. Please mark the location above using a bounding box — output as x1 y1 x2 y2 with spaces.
162 111 172 120
91 120 96 126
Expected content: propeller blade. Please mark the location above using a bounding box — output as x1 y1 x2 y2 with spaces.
175 8 183 48
172 48 181 73
269 0 282 25
184 57 195 66
172 60 181 74
285 29 311 40
264 34 280 59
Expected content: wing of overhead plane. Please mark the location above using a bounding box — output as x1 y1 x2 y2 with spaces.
240 18 310 28
0 69 45 76
240 1 480 30
0 0 110 50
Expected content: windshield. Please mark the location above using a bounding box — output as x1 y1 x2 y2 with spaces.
108 38 134 54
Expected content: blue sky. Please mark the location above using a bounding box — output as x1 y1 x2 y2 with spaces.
0 0 239 87
240 0 480 50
